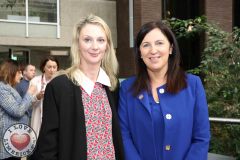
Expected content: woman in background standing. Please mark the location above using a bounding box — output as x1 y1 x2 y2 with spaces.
30 56 59 137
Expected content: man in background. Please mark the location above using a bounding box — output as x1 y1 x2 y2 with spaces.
16 64 36 122
16 64 36 98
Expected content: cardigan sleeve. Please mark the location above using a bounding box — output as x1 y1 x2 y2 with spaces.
118 81 141 160
0 84 33 118
31 82 59 160
184 76 211 160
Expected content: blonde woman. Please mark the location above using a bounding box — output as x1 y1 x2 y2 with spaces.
31 15 124 160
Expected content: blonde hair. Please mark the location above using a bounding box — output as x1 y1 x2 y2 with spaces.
64 14 119 90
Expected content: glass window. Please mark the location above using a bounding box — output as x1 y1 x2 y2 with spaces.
11 49 29 64
0 0 25 21
28 0 57 23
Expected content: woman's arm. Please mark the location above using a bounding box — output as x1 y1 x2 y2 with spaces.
118 82 141 160
0 85 34 118
185 77 211 160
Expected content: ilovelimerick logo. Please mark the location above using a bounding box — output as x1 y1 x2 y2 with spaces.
2 123 37 157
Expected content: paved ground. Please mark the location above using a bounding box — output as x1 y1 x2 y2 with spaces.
208 153 236 160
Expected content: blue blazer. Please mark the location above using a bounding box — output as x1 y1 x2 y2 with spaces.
118 74 210 160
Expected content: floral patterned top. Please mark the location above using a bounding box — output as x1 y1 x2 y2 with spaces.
81 82 115 160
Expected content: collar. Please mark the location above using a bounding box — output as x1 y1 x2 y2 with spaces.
74 68 111 96
42 74 52 84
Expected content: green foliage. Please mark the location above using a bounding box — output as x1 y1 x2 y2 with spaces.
165 16 240 158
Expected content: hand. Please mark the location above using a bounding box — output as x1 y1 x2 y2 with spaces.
36 90 45 100
27 84 37 95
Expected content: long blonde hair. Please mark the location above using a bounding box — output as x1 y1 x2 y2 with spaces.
64 14 119 90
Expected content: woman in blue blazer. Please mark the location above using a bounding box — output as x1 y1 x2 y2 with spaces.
118 21 210 160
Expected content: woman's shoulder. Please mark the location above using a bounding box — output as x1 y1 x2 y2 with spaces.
119 76 136 90
0 82 16 97
186 73 204 89
186 73 201 82
120 76 136 85
31 75 42 84
50 74 70 85
0 81 10 90
45 75 74 95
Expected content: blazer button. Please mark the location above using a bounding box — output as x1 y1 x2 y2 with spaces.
165 145 171 151
159 88 165 94
166 114 172 120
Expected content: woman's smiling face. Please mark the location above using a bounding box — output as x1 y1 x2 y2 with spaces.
140 28 172 73
78 24 107 67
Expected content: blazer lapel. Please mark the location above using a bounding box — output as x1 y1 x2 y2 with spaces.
138 91 151 114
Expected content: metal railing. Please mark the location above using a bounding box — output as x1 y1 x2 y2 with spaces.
208 117 239 160
209 117 240 124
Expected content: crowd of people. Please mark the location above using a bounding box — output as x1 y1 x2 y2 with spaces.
0 14 210 160
0 56 59 160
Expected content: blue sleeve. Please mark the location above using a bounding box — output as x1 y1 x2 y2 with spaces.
185 77 211 160
15 83 25 98
118 81 141 160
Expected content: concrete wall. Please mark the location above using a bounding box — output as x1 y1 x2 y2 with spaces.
0 0 117 48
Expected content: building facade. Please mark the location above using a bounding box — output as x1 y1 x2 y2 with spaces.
0 0 239 77
0 0 116 71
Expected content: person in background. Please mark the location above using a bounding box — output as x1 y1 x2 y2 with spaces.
16 64 36 120
31 14 124 160
30 56 59 137
0 59 36 160
16 64 36 98
118 21 210 160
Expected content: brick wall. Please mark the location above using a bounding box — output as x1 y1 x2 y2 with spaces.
116 0 135 78
134 0 162 36
205 0 233 32
117 0 162 77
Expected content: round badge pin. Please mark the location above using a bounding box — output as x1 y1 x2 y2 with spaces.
2 123 37 157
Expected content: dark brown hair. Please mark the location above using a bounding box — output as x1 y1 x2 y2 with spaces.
0 59 20 86
132 21 187 96
39 56 59 73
